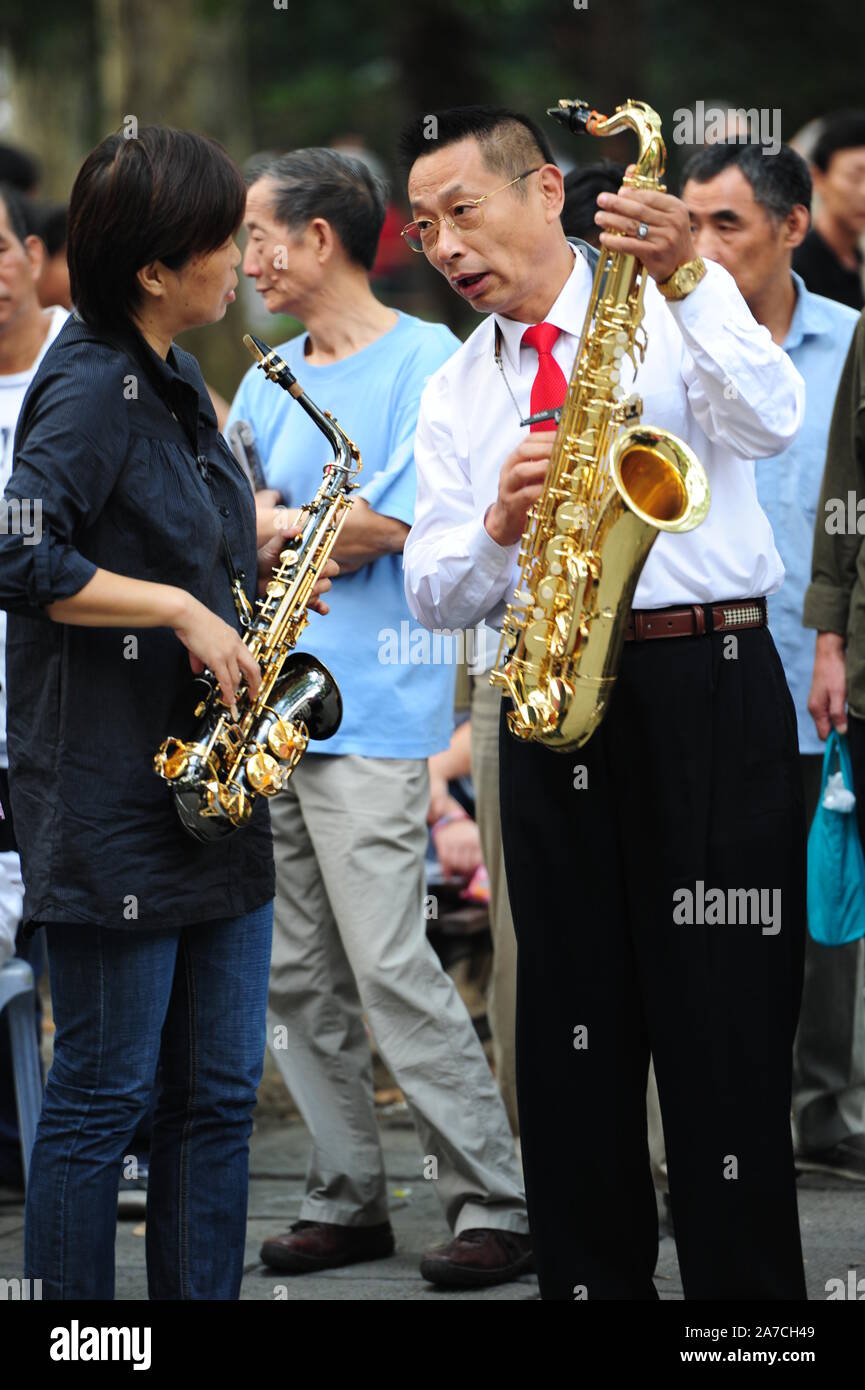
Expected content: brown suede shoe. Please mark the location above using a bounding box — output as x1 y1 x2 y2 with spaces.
259 1219 395 1273
420 1228 534 1288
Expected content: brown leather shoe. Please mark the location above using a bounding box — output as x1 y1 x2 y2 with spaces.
420 1227 534 1288
259 1219 395 1273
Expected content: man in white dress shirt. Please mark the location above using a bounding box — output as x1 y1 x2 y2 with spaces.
399 105 807 1301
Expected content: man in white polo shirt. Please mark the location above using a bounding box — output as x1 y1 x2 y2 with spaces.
400 105 806 1301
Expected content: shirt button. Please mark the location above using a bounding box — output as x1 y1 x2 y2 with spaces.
219 505 230 518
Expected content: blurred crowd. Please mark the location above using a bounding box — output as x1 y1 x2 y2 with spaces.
0 100 864 1298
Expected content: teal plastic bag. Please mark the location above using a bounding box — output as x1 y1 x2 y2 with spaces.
807 730 865 945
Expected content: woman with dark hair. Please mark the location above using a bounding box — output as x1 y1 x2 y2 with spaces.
0 126 332 1300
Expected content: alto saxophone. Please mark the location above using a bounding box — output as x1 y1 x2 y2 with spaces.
491 97 711 750
154 334 361 841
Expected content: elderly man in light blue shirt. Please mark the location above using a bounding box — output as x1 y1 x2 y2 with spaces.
684 140 865 1182
228 148 531 1290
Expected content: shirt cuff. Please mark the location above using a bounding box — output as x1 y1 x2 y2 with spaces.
468 510 520 585
33 539 98 608
802 580 850 635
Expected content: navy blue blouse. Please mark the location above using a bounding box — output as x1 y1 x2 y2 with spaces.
0 312 274 931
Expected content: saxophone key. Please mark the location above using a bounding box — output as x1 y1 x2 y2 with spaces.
524 619 554 658
245 751 284 796
214 781 250 824
154 738 189 782
545 533 575 571
267 717 308 761
555 500 587 534
537 574 568 610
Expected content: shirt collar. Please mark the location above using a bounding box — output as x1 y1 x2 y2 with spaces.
783 270 838 351
71 309 211 446
494 240 594 373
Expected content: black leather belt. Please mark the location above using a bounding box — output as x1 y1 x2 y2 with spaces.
624 597 767 642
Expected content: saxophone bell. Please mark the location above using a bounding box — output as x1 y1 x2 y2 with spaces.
611 426 710 534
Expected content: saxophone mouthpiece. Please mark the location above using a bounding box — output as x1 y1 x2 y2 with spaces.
243 333 301 395
547 100 594 134
243 332 267 363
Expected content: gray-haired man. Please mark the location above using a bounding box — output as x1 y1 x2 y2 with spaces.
228 149 531 1288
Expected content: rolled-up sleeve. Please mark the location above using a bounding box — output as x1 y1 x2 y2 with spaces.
404 373 518 631
0 365 129 615
803 314 865 634
358 327 460 528
664 259 805 459
355 393 419 528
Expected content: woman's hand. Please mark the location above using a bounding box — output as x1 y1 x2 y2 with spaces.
255 498 301 548
307 559 339 614
255 488 282 511
257 523 339 611
172 594 261 714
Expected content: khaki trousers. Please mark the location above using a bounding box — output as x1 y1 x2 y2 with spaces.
267 752 528 1234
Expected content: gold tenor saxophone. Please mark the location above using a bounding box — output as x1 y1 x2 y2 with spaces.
491 98 711 750
154 334 361 841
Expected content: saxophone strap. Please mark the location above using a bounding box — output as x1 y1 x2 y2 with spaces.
192 452 253 629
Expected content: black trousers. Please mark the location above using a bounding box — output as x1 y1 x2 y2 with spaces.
843 715 865 851
499 626 807 1300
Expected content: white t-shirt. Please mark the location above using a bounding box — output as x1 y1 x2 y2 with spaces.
0 305 68 767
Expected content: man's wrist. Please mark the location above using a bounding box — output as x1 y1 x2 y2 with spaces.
655 257 707 301
484 502 517 548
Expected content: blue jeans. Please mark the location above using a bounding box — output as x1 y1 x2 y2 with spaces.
25 903 273 1299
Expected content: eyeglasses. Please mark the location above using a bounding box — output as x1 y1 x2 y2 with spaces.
401 169 541 253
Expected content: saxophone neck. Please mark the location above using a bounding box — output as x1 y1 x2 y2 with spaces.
243 333 361 490
549 98 666 190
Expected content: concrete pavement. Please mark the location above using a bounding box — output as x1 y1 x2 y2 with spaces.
2 1107 863 1300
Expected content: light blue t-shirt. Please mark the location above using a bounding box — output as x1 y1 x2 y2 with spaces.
756 273 859 755
227 311 460 759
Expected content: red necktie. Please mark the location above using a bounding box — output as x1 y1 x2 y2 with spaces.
521 322 568 432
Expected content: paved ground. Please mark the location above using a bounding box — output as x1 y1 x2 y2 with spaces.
1 1107 862 1301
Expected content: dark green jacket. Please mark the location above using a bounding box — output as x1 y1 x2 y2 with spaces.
804 309 865 717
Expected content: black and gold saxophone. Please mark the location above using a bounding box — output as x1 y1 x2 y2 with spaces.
154 334 361 841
